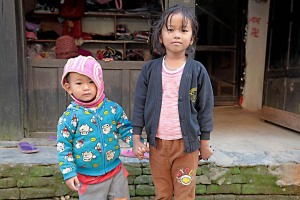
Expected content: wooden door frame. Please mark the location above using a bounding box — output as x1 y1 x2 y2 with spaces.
262 0 300 132
195 0 247 106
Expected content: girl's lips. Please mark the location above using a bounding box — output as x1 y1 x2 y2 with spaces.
172 42 182 45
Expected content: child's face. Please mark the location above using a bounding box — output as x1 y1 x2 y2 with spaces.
63 72 97 102
160 13 194 55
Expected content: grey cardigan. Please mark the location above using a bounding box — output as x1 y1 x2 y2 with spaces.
132 56 214 153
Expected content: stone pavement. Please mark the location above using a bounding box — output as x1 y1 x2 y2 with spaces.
0 106 300 167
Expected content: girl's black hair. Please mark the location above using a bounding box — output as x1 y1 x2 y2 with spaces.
151 4 199 55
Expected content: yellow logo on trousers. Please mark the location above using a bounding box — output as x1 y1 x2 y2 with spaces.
176 168 194 185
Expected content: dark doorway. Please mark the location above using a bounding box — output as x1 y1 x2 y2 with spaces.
262 0 300 132
195 0 247 105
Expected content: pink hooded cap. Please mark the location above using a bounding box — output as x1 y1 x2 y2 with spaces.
61 55 105 107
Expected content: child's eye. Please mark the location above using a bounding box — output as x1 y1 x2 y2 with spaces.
89 80 94 84
167 28 173 32
182 29 188 32
75 82 81 85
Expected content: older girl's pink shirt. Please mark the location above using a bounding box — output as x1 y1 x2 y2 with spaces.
156 59 185 140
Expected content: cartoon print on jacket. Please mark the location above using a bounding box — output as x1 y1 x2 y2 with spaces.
106 150 115 161
75 139 84 149
91 116 97 125
82 151 96 162
61 127 70 138
79 124 93 135
113 132 120 139
57 142 65 153
58 117 65 125
111 106 117 114
121 111 128 120
71 114 78 127
83 109 91 115
65 151 74 162
57 99 138 181
116 121 123 129
102 124 112 134
124 135 131 144
95 142 102 153
62 167 72 174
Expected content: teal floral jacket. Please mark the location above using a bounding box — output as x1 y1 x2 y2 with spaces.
57 98 136 180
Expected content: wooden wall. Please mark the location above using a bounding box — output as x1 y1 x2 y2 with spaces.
27 59 144 138
0 1 25 140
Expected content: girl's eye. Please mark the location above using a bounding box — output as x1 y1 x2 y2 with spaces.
75 82 81 85
182 29 188 32
167 28 173 32
89 81 94 84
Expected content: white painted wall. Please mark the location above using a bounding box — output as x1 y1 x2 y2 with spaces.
242 0 270 111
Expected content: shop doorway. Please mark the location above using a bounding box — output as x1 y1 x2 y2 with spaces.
262 0 300 132
195 0 247 105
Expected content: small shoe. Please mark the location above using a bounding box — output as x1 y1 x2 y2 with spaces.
18 142 39 154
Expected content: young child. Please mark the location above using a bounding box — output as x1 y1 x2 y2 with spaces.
56 55 148 200
132 4 214 199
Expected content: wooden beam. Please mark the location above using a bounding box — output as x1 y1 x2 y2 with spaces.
262 106 300 133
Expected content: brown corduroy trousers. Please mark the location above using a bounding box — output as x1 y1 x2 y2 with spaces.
149 138 199 200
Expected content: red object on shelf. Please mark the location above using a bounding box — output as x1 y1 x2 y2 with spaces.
55 35 79 59
62 19 82 39
59 0 85 19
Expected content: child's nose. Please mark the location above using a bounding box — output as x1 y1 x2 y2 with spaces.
83 84 90 90
174 31 181 38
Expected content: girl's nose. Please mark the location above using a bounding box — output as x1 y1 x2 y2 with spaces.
174 31 180 39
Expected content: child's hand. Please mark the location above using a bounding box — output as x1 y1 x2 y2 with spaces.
134 142 149 160
133 137 149 160
65 176 80 191
137 144 149 158
199 140 213 161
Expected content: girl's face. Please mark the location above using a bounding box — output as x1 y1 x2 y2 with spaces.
63 72 97 102
160 13 194 56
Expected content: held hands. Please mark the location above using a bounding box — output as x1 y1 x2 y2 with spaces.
199 140 214 161
65 176 80 191
133 135 149 160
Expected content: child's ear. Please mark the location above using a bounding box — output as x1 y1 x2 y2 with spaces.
63 83 73 95
159 34 163 44
190 37 194 45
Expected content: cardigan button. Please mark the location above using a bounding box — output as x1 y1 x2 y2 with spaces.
179 114 183 120
179 97 183 102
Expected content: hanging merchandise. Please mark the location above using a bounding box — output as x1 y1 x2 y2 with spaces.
114 0 122 10
59 0 85 38
34 0 60 13
59 0 85 19
62 19 82 39
97 0 122 10
97 0 113 4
